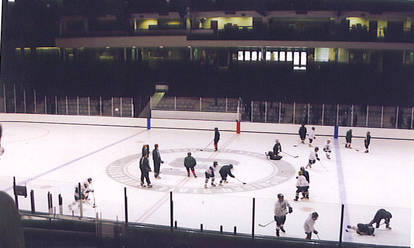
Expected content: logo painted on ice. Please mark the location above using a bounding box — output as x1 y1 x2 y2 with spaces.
106 148 296 194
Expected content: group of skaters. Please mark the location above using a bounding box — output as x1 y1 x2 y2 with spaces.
274 192 393 239
69 177 95 210
138 127 239 188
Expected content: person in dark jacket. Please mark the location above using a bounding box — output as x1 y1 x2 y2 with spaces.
214 127 220 151
266 139 283 160
140 153 152 188
346 223 375 236
299 124 307 144
142 144 149 157
345 129 352 148
152 144 164 179
184 152 197 177
369 209 392 229
219 164 235 185
364 131 371 153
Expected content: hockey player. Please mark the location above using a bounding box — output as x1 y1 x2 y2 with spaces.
274 193 293 237
323 139 332 159
266 139 283 160
184 152 197 178
294 171 309 201
142 144 149 157
152 144 164 179
345 129 352 148
204 161 218 188
140 153 152 188
219 164 235 185
368 209 392 229
304 212 319 240
68 179 94 210
346 223 375 236
308 127 316 147
299 124 307 144
364 131 371 153
305 147 320 169
214 127 220 151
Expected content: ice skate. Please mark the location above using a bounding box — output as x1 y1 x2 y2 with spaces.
147 184 153 188
140 183 146 188
204 184 208 189
276 229 280 237
211 183 216 187
280 226 286 233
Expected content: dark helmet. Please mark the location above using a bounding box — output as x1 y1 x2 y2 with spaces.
187 152 191 156
315 147 319 152
213 161 218 166
277 193 284 199
229 164 233 169
312 212 319 219
87 178 92 183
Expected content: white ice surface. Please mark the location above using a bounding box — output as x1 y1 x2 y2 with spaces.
0 121 412 247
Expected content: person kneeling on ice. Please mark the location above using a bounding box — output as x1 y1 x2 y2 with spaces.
274 193 292 237
219 164 235 185
140 153 152 188
346 223 375 236
304 212 319 239
306 147 320 169
368 209 392 229
266 139 283 160
184 152 197 178
69 179 93 210
323 139 332 159
295 171 309 201
205 161 218 188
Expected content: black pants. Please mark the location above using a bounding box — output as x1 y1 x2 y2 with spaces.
274 215 286 227
154 162 161 177
220 172 227 182
141 171 151 185
364 141 370 149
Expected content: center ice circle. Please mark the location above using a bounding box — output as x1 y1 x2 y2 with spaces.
106 148 296 194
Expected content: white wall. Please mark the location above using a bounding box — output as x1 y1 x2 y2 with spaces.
0 113 413 140
151 110 239 122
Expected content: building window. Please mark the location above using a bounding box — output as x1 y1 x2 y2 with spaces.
245 51 250 61
251 51 257 61
238 51 244 61
286 51 293 62
266 51 271 61
273 51 278 61
293 52 300 66
279 51 285 61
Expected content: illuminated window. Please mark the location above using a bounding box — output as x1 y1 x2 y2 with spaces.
245 51 250 61
293 52 300 66
301 52 307 66
251 51 257 61
273 51 278 61
266 51 271 61
279 51 285 61
286 51 293 61
238 51 244 61
258 51 262 61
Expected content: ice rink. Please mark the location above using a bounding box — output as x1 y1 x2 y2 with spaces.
0 115 412 247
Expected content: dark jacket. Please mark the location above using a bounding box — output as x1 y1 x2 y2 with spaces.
357 224 375 236
346 130 352 142
152 148 162 165
219 165 235 178
374 209 392 221
364 134 371 146
184 156 196 168
139 157 151 173
299 126 307 139
214 129 220 143
273 143 282 155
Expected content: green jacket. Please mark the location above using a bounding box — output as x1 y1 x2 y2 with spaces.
184 156 196 168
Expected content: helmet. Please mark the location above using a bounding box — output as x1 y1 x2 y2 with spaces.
187 152 191 156
87 178 92 183
300 166 305 171
277 193 284 199
315 147 319 152
213 161 218 166
229 164 233 169
312 212 319 219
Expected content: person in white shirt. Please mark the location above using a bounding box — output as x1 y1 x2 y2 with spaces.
274 193 293 237
308 127 316 147
304 212 319 239
323 139 332 159
306 147 320 169
294 171 309 201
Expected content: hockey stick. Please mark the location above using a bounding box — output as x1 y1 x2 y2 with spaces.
282 151 299 158
198 140 214 152
258 220 275 227
316 233 321 240
234 177 247 185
